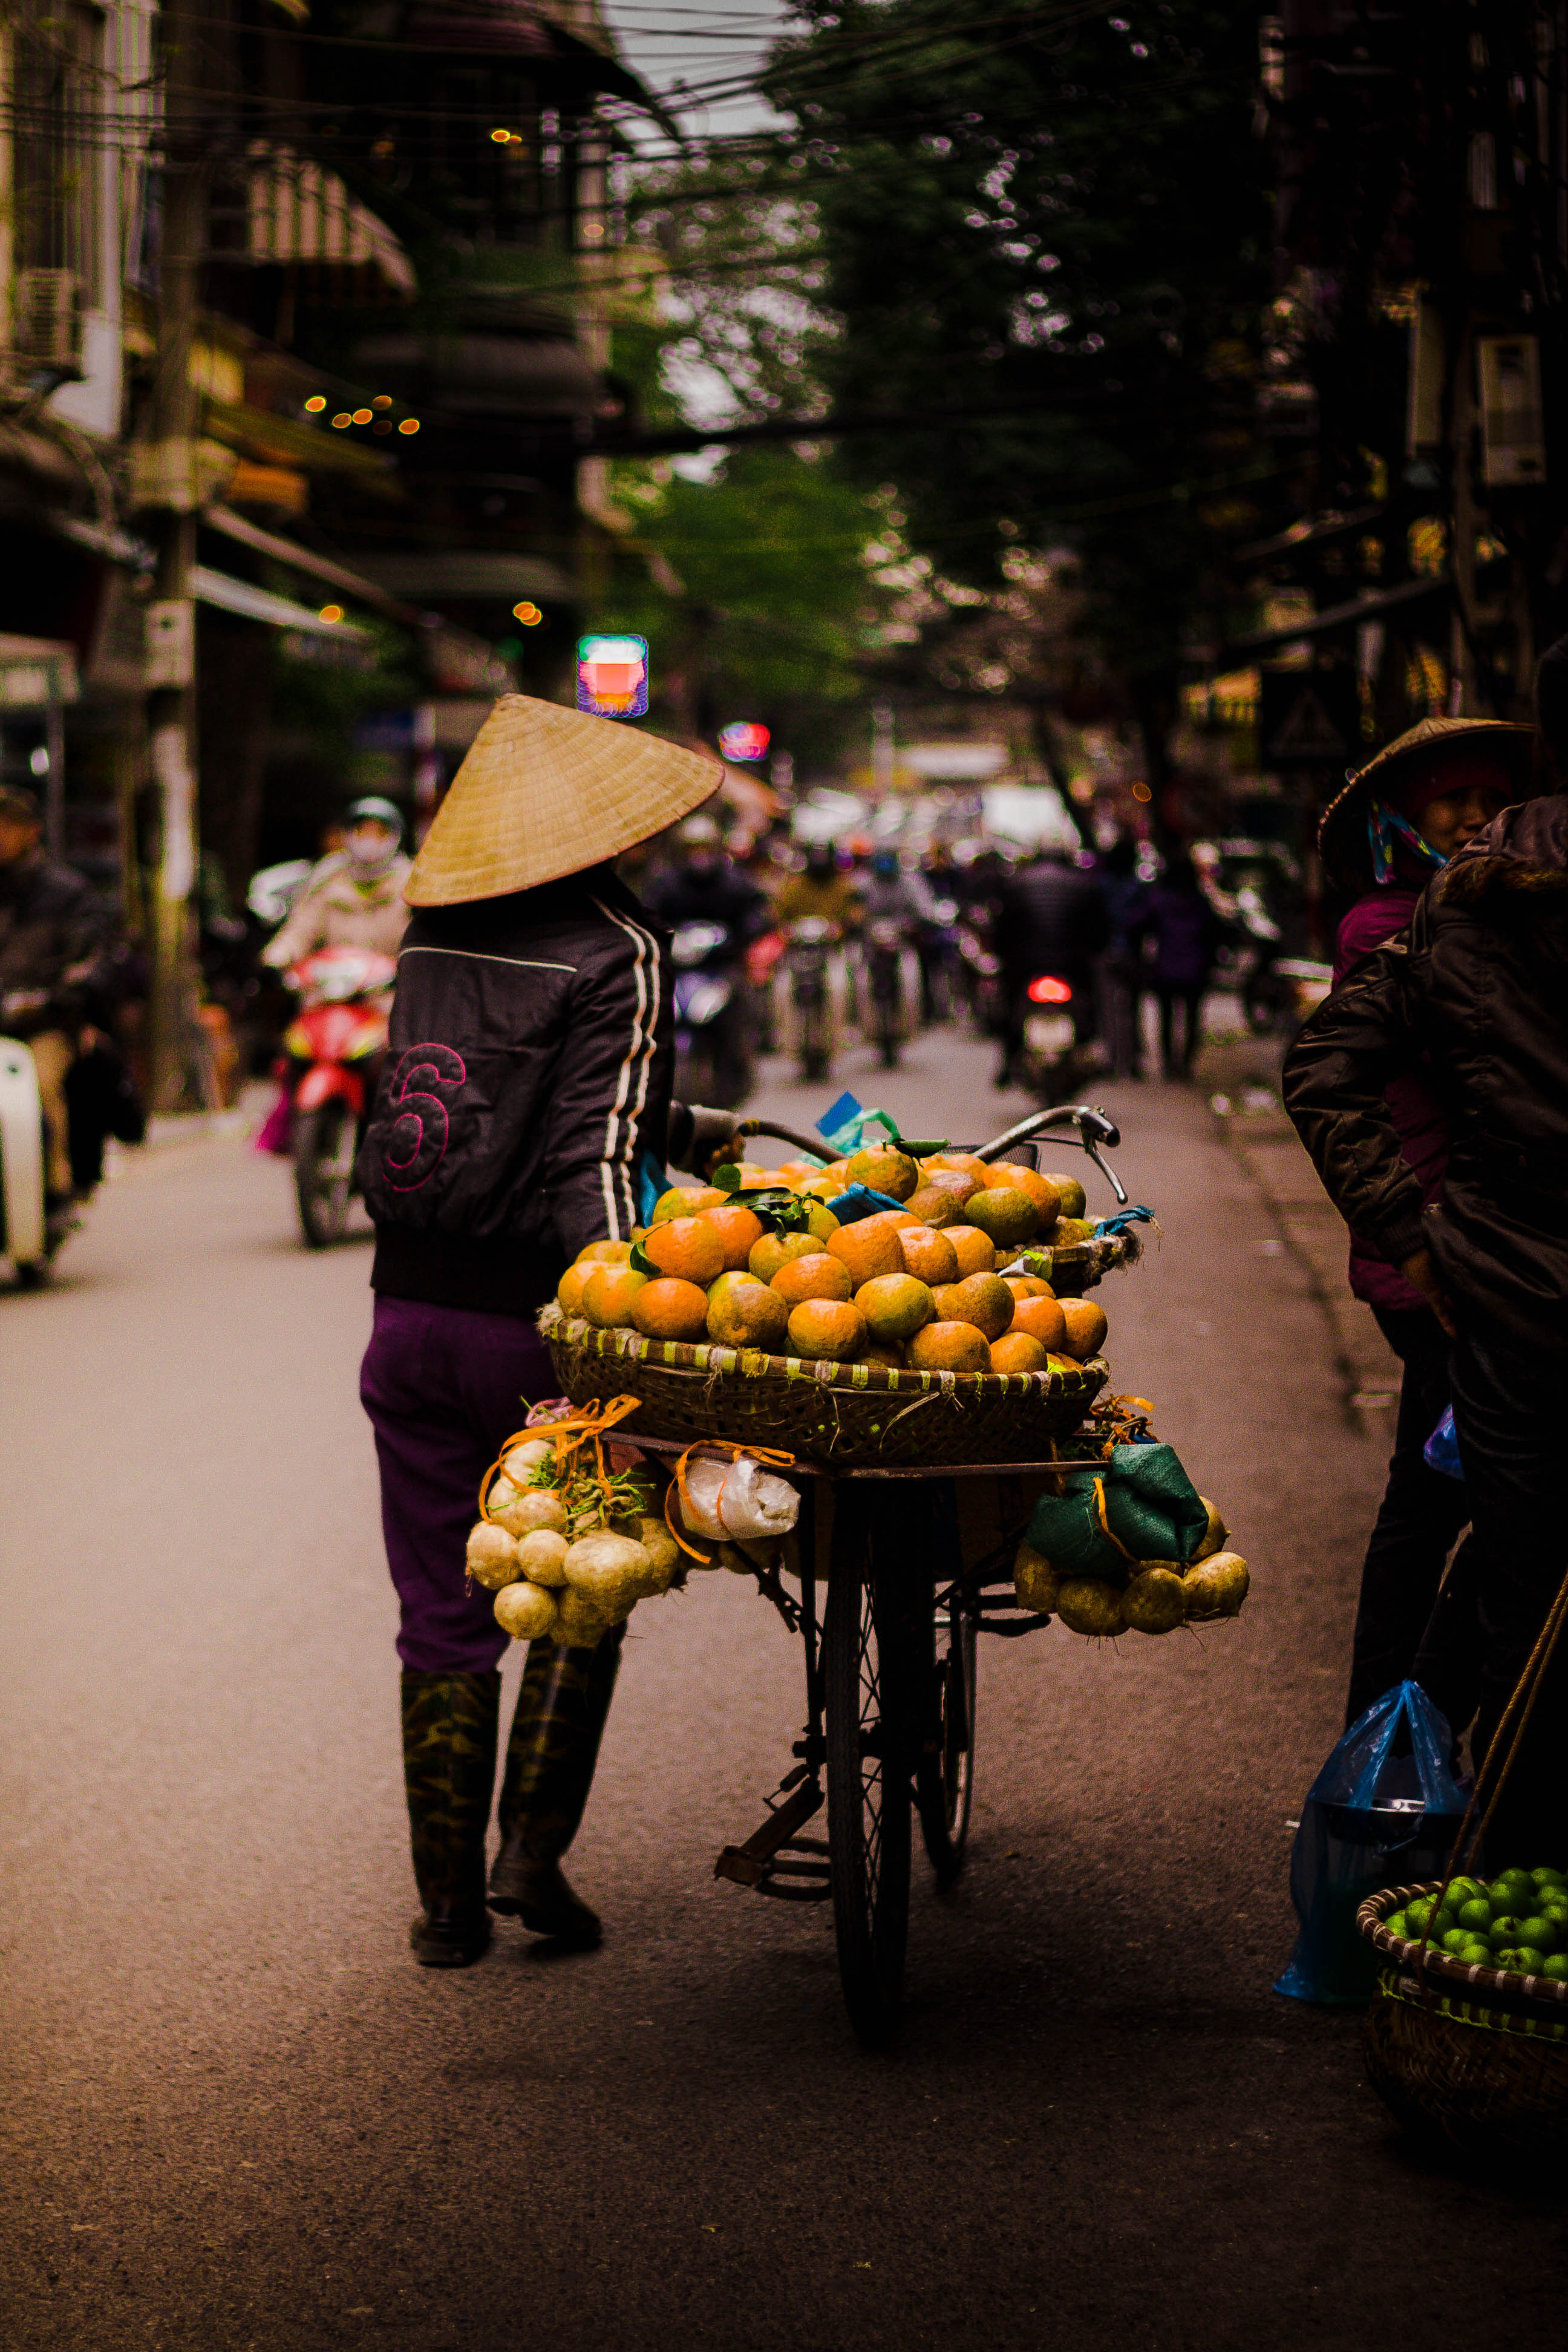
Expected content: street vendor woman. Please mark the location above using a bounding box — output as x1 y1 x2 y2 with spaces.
358 695 720 1966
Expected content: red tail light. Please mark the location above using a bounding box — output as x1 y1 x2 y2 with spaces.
1027 975 1073 1005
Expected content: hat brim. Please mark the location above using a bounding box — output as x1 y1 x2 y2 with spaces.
407 697 724 906
1318 719 1535 887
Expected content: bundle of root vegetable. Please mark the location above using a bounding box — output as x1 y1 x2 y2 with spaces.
1013 1495 1249 1640
465 1411 681 1650
554 1142 1111 1377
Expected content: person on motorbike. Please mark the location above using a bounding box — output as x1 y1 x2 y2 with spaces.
262 796 412 970
990 842 1109 1087
0 783 111 1212
642 813 769 942
775 839 863 932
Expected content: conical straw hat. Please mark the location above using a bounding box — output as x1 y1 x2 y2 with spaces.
405 696 724 906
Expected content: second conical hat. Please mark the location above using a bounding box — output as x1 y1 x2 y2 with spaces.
405 695 723 906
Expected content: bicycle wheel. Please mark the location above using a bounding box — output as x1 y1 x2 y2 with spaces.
294 1102 354 1247
824 1488 920 2048
917 1588 976 1886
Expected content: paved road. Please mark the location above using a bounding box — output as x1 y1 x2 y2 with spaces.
2 1029 1562 2351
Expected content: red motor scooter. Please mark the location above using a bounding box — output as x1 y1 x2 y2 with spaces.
277 944 397 1246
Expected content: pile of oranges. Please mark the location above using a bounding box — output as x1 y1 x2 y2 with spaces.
554 1142 1110 1377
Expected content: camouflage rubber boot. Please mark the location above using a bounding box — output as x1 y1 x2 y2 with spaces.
400 1669 501 1967
488 1624 624 1945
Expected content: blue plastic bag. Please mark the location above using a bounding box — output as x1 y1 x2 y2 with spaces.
1274 1680 1469 2006
1423 1405 1465 1481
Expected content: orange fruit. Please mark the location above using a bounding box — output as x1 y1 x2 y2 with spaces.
990 1331 1050 1374
642 1216 726 1285
575 1237 633 1266
786 1298 867 1362
631 1277 711 1342
826 1219 905 1285
805 1200 841 1241
650 1185 726 1223
557 1264 589 1316
580 1263 649 1328
1044 1351 1080 1374
772 1251 854 1305
906 1321 991 1373
843 1145 920 1200
1004 1274 1056 1302
863 1340 903 1368
897 1225 959 1285
699 1202 766 1270
946 1225 997 1276
1059 1298 1109 1360
923 1152 991 1184
706 1277 789 1351
930 1272 1013 1341
1042 1172 1087 1218
750 1230 818 1284
854 1272 935 1344
904 1184 964 1228
962 1187 1041 1250
1009 1293 1068 1350
983 1164 1061 1216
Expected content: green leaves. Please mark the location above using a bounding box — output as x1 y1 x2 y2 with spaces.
629 1238 659 1276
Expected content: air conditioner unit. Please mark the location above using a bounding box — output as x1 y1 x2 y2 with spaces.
13 269 83 376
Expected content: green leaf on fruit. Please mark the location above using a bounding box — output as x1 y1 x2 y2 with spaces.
713 1162 742 1192
629 1240 658 1276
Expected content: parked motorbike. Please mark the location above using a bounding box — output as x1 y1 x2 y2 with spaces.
671 918 753 1109
0 1032 48 1284
1013 970 1103 1097
278 944 396 1247
860 918 922 1069
776 917 846 1083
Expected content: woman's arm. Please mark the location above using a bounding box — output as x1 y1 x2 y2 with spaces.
543 909 672 1255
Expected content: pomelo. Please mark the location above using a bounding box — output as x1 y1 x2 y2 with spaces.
1056 1578 1126 1638
854 1272 935 1344
905 1321 991 1373
786 1298 867 1362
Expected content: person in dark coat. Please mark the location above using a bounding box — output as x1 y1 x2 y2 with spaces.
1315 717 1532 1731
357 696 720 1967
1284 736 1568 1865
0 783 111 1206
990 846 1109 1086
1139 853 1221 1080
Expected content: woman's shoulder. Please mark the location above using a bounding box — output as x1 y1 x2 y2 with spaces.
1335 887 1421 980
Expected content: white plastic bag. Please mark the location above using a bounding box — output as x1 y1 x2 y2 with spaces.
680 1452 800 1542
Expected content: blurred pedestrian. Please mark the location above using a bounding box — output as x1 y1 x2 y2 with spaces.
1140 854 1220 1081
358 702 719 1966
1315 718 1529 1730
1095 832 1149 1078
776 838 863 932
1283 711 1568 1864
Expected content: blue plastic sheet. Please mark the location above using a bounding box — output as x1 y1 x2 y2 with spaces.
1275 1679 1469 2006
1423 1405 1465 1481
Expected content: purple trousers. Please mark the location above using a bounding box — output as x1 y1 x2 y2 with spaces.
360 1294 560 1673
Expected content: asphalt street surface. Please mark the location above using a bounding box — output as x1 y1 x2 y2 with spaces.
3 1027 1565 2351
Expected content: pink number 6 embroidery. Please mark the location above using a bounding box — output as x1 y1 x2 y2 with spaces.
382 1043 467 1191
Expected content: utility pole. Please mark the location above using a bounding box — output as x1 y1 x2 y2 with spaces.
142 0 204 1112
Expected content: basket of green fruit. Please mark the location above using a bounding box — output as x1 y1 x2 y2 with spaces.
1356 1872 1568 2152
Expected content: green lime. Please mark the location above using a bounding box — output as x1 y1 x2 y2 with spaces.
1459 1941 1494 1967
1457 1898 1493 1933
1383 1910 1408 1939
1517 1915 1557 1952
1543 1954 1568 1982
1441 1928 1474 1955
1490 1874 1533 1907
1446 1876 1486 1910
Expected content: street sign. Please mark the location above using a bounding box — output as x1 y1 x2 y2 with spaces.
1259 668 1359 767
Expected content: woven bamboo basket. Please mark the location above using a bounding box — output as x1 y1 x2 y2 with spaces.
537 1302 1108 1466
1357 1884 1568 2152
